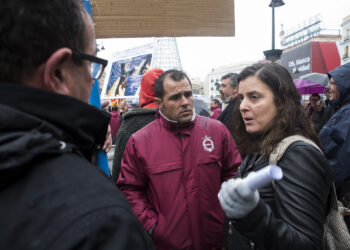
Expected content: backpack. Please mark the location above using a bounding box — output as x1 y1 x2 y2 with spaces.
269 135 350 250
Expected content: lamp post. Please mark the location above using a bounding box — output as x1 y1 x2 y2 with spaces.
263 0 285 62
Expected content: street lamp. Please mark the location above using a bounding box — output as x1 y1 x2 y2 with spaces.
263 0 285 62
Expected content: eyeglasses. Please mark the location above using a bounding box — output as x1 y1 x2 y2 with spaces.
73 52 108 80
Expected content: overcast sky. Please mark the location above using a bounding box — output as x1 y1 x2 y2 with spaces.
97 0 350 81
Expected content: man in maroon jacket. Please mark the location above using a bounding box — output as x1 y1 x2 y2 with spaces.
117 70 242 250
108 102 122 142
209 98 222 119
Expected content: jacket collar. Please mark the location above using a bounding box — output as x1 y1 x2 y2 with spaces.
157 109 196 135
0 82 110 159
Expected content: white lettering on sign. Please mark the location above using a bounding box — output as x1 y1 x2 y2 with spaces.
292 63 310 73
289 56 311 74
296 57 310 65
298 64 310 71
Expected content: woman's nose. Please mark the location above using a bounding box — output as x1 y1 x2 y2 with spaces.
240 98 248 112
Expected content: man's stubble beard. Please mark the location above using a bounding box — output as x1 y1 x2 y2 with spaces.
221 94 233 104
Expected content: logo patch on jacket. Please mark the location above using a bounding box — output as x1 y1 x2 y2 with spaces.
202 135 215 152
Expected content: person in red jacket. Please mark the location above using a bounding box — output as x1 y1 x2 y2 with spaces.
117 69 242 250
108 101 122 142
209 98 222 119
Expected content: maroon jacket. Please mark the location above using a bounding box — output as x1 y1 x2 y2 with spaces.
117 113 241 250
109 110 121 141
209 107 222 120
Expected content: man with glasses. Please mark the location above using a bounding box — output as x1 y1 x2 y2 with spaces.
306 93 333 133
0 0 153 249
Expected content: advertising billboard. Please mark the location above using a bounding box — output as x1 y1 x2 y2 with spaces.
280 41 340 78
280 43 312 78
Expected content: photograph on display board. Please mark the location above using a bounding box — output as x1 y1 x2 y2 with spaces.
104 54 152 97
102 43 154 99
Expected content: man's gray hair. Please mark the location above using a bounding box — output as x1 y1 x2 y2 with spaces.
229 73 239 88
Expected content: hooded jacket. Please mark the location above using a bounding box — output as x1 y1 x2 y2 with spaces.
320 62 350 193
139 69 164 109
117 112 242 250
0 82 153 250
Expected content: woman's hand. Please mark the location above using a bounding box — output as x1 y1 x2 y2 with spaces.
218 177 259 219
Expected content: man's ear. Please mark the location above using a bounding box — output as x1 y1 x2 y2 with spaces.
232 85 239 95
154 97 163 110
43 48 72 95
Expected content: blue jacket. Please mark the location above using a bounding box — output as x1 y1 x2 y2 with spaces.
320 62 350 190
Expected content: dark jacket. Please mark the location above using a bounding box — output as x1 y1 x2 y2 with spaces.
217 98 237 134
306 105 334 133
320 62 350 196
111 108 156 182
218 98 238 249
227 141 331 250
0 82 154 250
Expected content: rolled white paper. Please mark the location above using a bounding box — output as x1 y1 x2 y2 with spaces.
243 165 283 190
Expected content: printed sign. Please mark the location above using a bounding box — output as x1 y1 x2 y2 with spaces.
280 43 312 78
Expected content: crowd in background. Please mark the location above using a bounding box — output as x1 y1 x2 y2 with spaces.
104 61 350 249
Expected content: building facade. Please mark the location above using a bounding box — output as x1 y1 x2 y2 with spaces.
205 61 255 99
190 77 205 95
341 15 350 65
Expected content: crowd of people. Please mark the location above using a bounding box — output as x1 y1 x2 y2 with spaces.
1 0 350 250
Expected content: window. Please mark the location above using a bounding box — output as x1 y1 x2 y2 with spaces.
343 46 349 59
344 29 350 41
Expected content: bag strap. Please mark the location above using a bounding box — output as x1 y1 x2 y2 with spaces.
329 184 339 210
269 135 322 165
269 135 339 210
